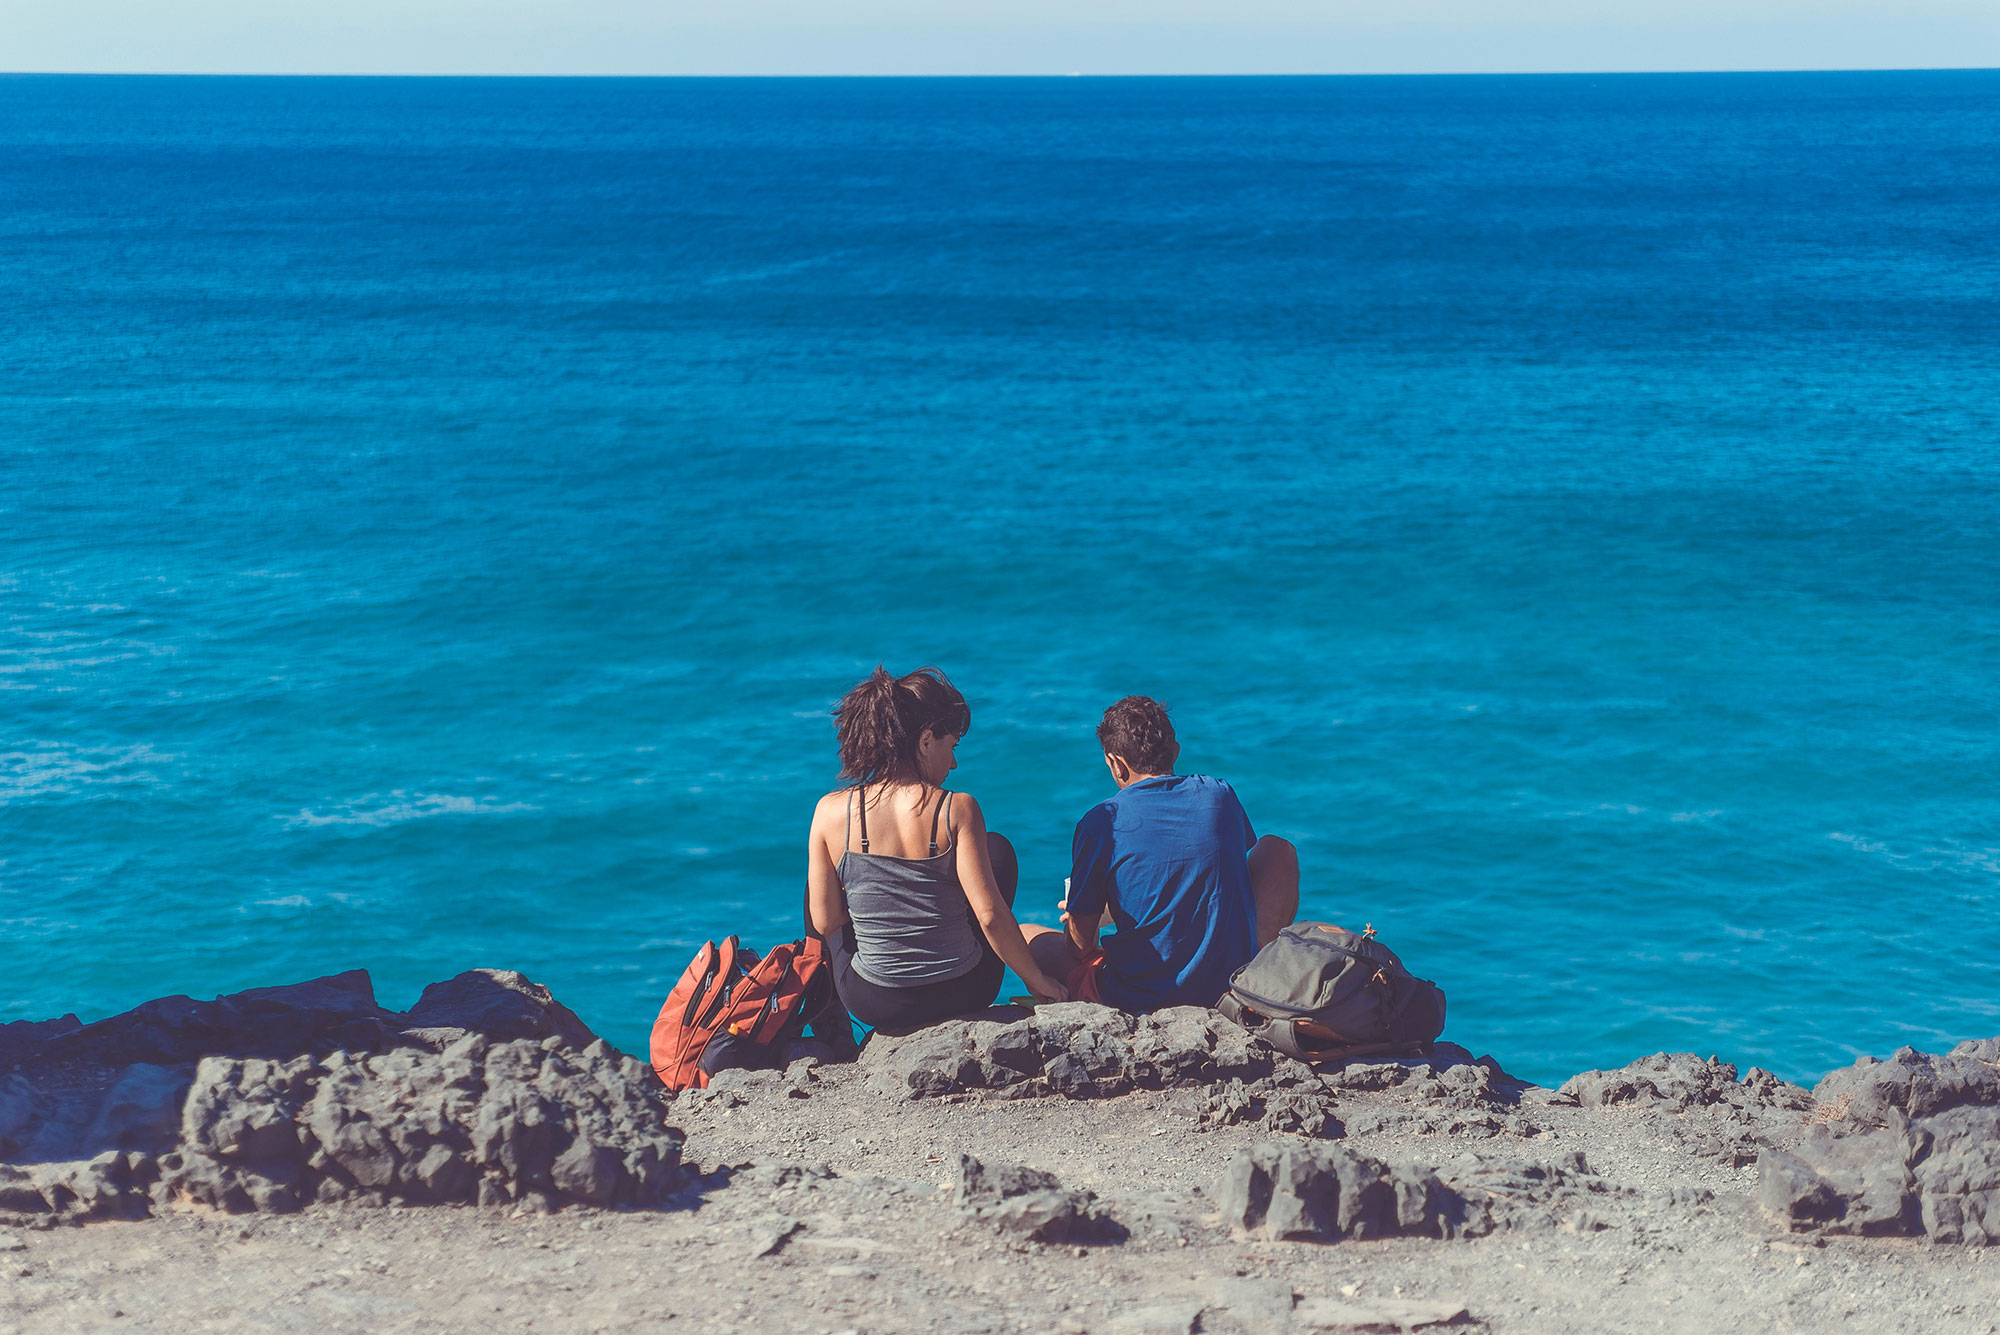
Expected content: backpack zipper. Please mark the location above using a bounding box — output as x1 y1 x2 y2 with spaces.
746 978 787 1042
694 971 740 1029
681 950 719 1025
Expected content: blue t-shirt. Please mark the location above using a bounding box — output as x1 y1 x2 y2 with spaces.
1065 774 1259 1012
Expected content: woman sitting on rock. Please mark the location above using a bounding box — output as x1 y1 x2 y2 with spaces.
807 667 1068 1033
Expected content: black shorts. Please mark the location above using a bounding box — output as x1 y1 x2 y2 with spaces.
822 924 1004 1035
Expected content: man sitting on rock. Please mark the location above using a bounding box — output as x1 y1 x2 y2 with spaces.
1023 695 1298 1011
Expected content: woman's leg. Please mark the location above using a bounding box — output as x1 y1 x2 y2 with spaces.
956 942 1007 1013
801 885 861 1052
845 951 1006 1034
986 831 1018 909
823 924 919 1032
990 826 1079 978
1248 835 1300 947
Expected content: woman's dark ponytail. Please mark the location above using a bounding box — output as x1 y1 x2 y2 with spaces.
834 666 971 787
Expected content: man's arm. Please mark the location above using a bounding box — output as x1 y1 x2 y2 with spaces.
1063 903 1102 954
1064 806 1114 956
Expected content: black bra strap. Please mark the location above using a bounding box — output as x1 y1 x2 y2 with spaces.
852 785 946 856
928 790 950 857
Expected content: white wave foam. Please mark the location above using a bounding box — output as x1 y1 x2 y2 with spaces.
0 743 169 803
0 653 143 674
1829 832 2000 878
282 792 537 829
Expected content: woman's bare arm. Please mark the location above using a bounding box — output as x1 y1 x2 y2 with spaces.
953 794 1069 1001
806 792 849 938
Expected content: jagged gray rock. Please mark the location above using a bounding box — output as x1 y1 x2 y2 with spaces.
4 968 598 1081
1914 1105 2000 1245
1952 1037 2000 1064
1029 1003 1140 1095
1217 1141 1463 1242
1812 1044 2000 1126
861 1004 1313 1105
1741 1066 1816 1111
81 1063 189 1154
0 1063 192 1166
1553 1050 1810 1115
1324 1045 1525 1099
1560 1052 1747 1110
867 1024 990 1099
0 1015 81 1070
156 1034 682 1214
954 1152 1123 1243
0 970 687 1223
398 970 595 1051
1747 1043 2000 1246
0 1150 161 1223
1756 1118 1921 1236
1198 1075 1343 1138
858 1004 1548 1145
1302 1047 1544 1139
0 1163 48 1214
0 1075 43 1159
20 971 391 1071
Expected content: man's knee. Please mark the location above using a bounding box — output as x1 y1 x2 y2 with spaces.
986 832 1019 906
1249 836 1300 946
1250 835 1298 882
1024 924 1080 977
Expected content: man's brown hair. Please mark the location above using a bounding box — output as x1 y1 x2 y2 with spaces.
1096 696 1177 774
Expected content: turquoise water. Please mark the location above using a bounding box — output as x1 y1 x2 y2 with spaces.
4 73 1997 1086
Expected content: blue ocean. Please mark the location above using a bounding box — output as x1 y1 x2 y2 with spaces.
4 72 1996 1087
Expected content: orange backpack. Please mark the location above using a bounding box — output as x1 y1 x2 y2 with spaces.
649 935 838 1091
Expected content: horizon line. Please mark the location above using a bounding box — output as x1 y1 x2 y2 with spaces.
6 65 2000 79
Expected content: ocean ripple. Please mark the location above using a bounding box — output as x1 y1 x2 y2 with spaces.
281 793 539 829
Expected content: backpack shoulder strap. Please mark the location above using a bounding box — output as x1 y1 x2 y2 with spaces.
1216 990 1312 1062
710 939 836 1052
650 936 748 1090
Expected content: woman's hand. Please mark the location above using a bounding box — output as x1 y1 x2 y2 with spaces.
1027 972 1070 1004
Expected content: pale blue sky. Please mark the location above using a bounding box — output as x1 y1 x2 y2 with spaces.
6 0 1999 75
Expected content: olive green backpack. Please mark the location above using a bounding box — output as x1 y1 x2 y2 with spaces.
1215 922 1446 1063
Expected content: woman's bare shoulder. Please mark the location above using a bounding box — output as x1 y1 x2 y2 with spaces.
811 788 853 826
947 789 986 825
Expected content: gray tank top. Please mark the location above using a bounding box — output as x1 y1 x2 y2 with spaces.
837 788 985 986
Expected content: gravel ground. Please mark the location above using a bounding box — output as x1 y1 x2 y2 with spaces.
6 1058 1997 1335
